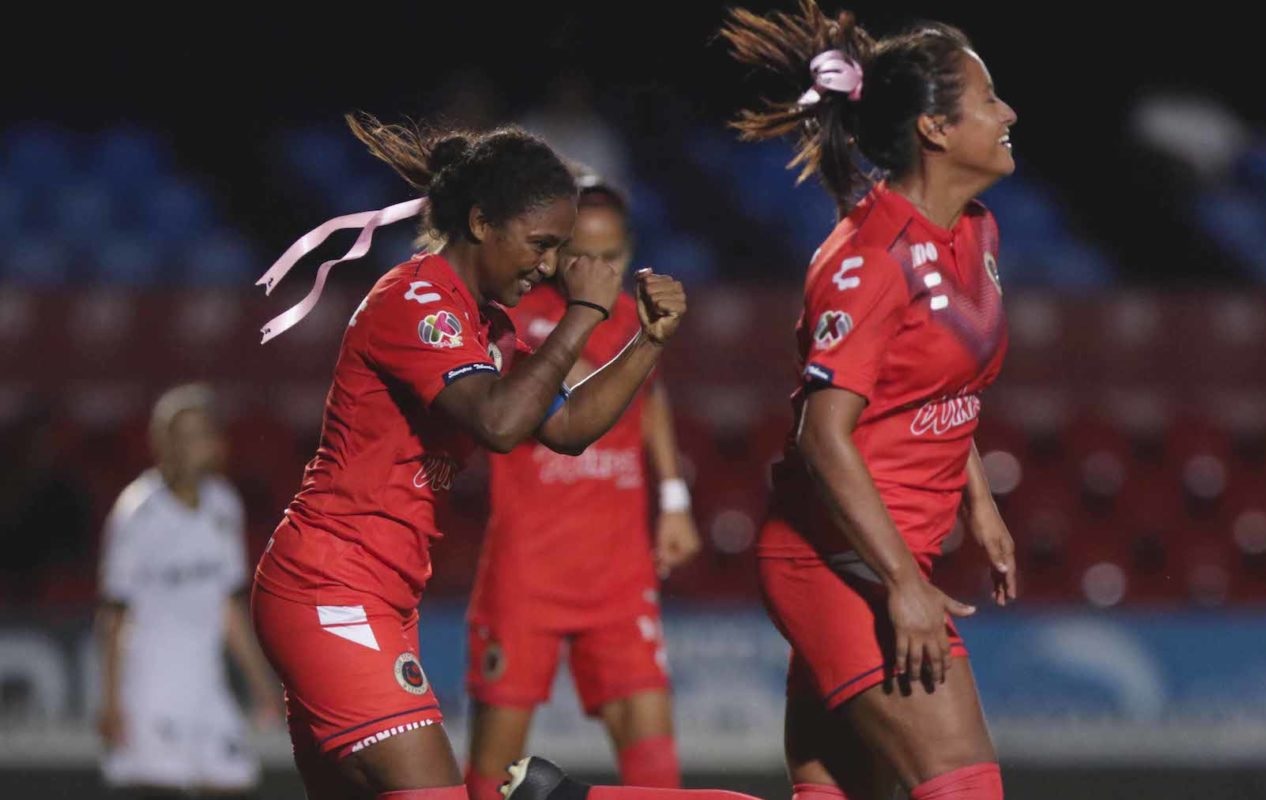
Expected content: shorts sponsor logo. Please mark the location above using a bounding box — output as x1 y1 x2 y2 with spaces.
804 362 835 385
394 652 429 695
909 393 982 436
349 719 436 753
419 310 463 348
812 310 853 350
442 362 498 385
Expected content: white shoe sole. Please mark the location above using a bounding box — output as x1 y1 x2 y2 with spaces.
501 757 532 798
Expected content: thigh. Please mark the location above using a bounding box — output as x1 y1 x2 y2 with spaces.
842 656 996 791
467 702 537 777
570 604 669 717
253 588 444 760
597 689 674 752
784 690 896 800
759 557 966 711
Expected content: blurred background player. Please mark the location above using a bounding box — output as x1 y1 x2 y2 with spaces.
96 383 280 800
723 3 1018 800
250 114 688 800
465 174 701 800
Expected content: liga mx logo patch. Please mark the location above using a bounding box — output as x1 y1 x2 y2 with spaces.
812 310 853 350
418 310 463 348
394 652 430 695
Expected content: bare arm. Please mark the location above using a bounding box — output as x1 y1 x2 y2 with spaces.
95 602 127 748
959 441 1018 605
224 593 281 725
433 302 608 453
642 381 701 574
798 388 975 683
643 381 684 482
536 271 686 455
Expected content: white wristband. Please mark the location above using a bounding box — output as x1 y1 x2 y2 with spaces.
659 478 691 513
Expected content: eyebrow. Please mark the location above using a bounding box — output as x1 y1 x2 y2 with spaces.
530 234 565 247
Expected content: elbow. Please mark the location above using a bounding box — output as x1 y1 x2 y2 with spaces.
549 438 588 457
473 417 526 454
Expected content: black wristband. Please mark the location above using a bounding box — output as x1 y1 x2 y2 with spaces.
567 299 610 321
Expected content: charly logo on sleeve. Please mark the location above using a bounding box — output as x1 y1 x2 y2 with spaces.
418 310 463 348
812 310 854 349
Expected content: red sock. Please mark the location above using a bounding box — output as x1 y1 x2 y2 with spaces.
617 736 681 788
910 763 1002 800
380 787 470 800
792 782 848 800
466 765 506 800
590 788 761 800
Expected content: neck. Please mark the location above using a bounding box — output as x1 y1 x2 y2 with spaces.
160 465 200 509
889 160 991 231
438 240 486 306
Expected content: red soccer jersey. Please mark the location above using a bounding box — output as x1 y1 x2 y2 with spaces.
762 182 1009 562
471 284 655 629
256 253 528 611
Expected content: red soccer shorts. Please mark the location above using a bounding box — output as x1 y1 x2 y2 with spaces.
251 584 444 759
467 593 670 715
759 520 967 709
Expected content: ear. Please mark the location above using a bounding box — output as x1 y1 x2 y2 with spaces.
468 206 490 244
916 113 950 151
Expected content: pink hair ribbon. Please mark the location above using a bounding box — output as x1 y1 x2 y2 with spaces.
256 197 427 344
798 50 864 108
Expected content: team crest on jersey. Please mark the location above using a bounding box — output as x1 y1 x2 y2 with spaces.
418 310 463 348
488 343 503 372
812 310 853 350
394 652 430 695
984 252 1002 294
481 641 506 682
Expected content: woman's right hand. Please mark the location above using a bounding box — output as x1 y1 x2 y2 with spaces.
887 577 976 685
561 254 622 316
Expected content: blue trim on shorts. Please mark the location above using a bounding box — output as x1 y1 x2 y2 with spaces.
318 704 439 747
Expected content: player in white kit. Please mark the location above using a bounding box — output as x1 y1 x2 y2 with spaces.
96 384 279 799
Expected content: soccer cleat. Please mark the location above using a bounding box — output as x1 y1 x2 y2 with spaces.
501 756 589 800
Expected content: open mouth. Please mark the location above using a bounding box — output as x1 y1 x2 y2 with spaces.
999 132 1012 149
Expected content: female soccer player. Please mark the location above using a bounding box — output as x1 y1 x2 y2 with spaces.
250 114 686 800
508 3 1020 800
465 176 699 800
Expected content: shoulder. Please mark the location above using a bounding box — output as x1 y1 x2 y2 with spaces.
108 470 164 531
806 237 906 298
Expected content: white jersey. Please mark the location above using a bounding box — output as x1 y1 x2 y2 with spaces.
99 469 259 790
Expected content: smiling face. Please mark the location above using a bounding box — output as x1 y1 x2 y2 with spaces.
475 196 577 306
939 50 1018 181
